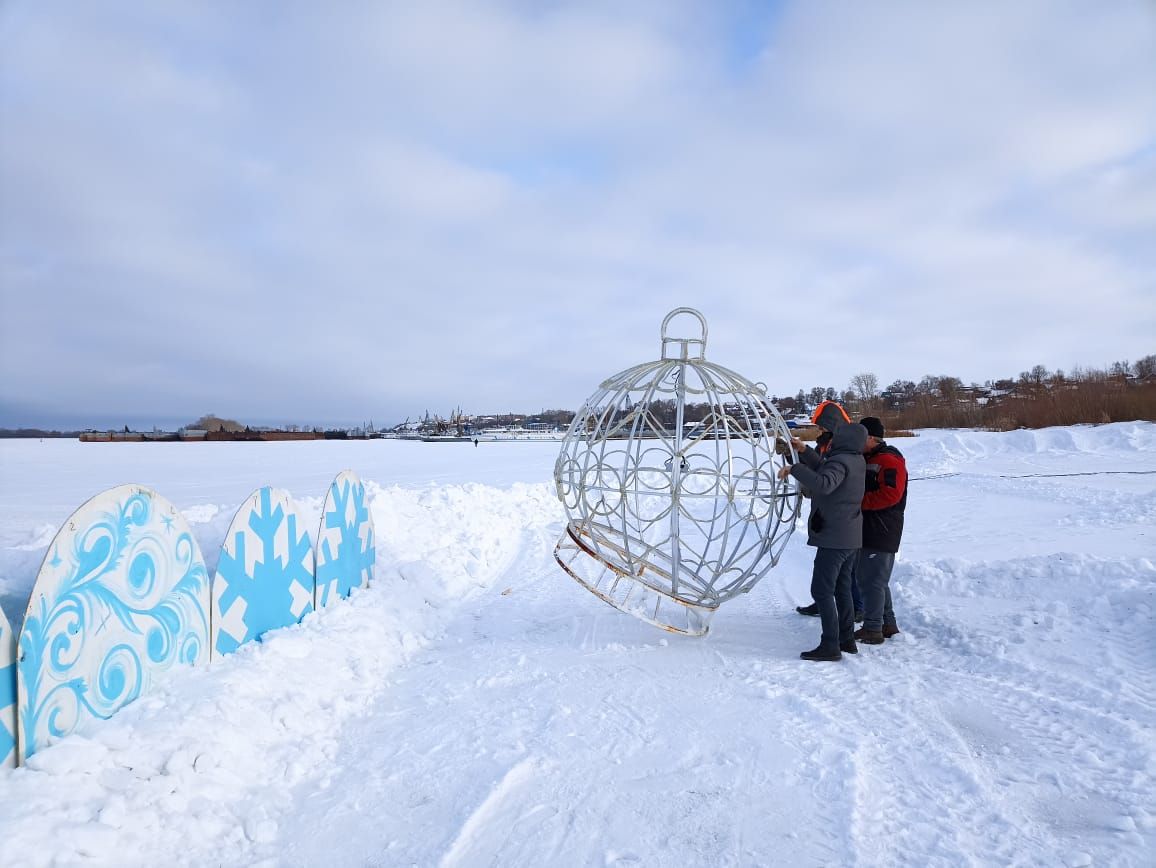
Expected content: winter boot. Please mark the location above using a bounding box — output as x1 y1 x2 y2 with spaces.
840 640 858 654
854 627 885 645
800 644 842 662
882 622 901 639
796 602 820 617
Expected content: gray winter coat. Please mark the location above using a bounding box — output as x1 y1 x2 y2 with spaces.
789 423 867 549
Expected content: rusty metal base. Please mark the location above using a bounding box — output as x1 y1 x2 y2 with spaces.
554 524 715 637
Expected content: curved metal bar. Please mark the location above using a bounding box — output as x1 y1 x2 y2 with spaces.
660 307 708 361
553 309 801 632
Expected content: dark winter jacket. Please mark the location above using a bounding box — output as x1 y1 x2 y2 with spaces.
862 441 907 553
789 423 867 549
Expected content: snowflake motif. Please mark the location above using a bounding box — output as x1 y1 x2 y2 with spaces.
316 473 376 608
214 487 315 655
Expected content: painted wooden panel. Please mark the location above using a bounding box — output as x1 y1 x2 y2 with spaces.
17 485 209 762
212 487 315 655
315 471 375 608
1 606 16 768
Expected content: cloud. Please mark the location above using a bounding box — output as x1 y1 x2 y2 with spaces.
1 0 1153 427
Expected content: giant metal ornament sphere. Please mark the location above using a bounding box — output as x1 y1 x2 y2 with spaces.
554 308 802 635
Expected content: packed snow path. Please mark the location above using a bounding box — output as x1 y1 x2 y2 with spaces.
0 427 1153 866
277 528 1154 867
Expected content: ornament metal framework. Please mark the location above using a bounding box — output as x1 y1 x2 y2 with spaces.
554 308 802 636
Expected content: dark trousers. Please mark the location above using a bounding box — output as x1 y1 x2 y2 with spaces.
857 549 896 631
809 547 858 649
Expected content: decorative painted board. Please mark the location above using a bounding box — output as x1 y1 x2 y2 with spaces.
212 487 315 656
17 485 210 763
1 605 16 768
315 470 376 608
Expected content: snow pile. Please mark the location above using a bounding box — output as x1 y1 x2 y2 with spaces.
0 479 561 867
903 422 1156 478
0 425 1153 866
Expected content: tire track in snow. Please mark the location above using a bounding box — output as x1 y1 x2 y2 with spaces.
273 526 840 867
439 756 552 868
942 474 1156 528
265 502 1152 866
933 667 1151 852
881 552 1156 863
897 553 1156 725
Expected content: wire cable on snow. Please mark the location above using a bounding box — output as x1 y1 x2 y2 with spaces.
998 470 1156 479
908 470 1156 482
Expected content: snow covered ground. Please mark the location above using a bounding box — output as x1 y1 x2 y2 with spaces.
0 425 1153 867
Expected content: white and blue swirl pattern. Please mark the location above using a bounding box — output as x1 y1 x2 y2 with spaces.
1 605 16 768
17 486 210 763
316 471 376 608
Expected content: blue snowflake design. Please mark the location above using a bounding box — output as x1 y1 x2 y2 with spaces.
17 487 209 762
316 472 376 608
213 487 315 655
1 608 16 768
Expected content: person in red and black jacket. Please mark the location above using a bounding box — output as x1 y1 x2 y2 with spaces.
853 417 908 644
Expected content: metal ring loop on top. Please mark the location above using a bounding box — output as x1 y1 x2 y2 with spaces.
660 307 708 361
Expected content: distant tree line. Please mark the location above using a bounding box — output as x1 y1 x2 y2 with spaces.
771 354 1156 430
396 408 577 435
188 414 246 432
0 428 81 439
423 353 1156 437
23 351 1153 443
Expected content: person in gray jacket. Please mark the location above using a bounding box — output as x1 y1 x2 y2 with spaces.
778 422 868 661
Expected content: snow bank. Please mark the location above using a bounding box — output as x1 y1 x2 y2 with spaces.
0 479 562 867
903 421 1156 477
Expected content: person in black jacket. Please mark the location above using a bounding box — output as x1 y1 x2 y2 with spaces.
853 417 908 644
779 422 868 661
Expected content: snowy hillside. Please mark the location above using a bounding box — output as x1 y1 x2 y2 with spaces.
0 424 1154 866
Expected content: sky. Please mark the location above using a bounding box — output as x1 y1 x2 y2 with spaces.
1 0 1154 430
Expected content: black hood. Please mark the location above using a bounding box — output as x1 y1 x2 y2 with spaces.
812 401 849 432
